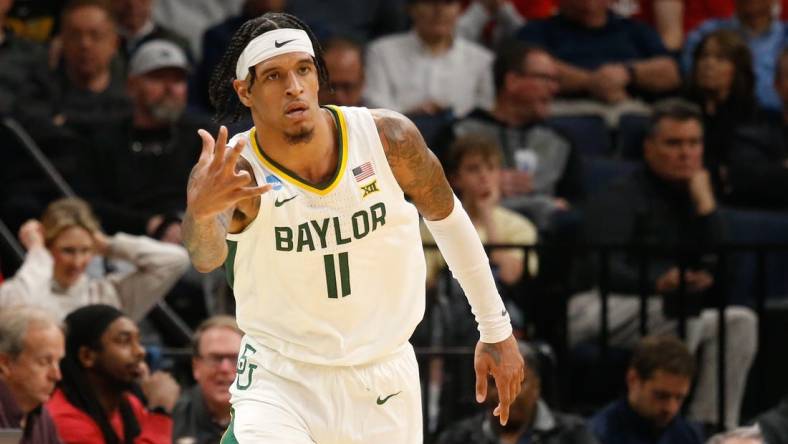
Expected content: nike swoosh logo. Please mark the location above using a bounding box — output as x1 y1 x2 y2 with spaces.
274 39 296 48
376 391 402 405
501 309 508 317
274 195 297 207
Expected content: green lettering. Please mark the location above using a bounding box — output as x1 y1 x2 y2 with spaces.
296 222 315 252
274 227 293 251
370 202 386 231
333 216 351 245
351 211 370 239
311 219 330 249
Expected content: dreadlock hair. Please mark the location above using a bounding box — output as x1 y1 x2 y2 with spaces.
209 12 329 123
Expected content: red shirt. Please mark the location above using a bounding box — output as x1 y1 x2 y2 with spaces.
46 389 172 444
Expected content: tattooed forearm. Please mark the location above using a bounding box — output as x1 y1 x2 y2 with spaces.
372 109 454 220
481 343 502 366
182 210 230 273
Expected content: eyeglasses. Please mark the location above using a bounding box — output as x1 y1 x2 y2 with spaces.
197 353 238 367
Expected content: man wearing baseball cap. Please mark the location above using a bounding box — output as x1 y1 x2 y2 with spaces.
80 39 216 252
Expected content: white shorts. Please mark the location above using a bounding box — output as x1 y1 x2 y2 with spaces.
221 336 423 444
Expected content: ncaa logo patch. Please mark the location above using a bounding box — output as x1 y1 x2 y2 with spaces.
265 175 283 191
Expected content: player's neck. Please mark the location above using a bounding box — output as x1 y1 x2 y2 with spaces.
254 108 339 185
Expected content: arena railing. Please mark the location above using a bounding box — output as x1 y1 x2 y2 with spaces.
1 117 193 345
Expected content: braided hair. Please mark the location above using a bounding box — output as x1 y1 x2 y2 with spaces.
209 12 329 123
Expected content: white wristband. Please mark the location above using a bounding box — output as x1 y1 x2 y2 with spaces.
424 195 513 343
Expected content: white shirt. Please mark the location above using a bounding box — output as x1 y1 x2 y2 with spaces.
363 31 494 118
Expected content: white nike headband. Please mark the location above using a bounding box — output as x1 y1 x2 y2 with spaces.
235 28 315 80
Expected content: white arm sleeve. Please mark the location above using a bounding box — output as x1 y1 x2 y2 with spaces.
423 195 513 343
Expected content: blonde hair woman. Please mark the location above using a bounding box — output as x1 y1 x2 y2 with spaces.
0 197 190 320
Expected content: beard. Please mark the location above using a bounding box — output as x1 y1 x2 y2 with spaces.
284 127 315 145
148 99 185 124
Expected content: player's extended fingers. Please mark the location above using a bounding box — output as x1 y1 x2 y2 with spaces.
211 126 229 169
475 363 488 403
225 138 247 172
494 374 513 425
196 129 215 164
231 184 272 203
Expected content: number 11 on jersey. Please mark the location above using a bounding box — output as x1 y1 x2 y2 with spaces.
323 252 350 298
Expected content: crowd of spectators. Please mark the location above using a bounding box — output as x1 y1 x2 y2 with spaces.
1 0 788 443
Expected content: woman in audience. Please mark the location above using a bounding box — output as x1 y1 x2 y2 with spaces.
0 197 189 321
686 29 760 196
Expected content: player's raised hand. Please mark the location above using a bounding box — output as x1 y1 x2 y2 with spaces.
474 334 525 426
187 126 270 221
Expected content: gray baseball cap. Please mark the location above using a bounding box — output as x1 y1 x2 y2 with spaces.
129 39 190 76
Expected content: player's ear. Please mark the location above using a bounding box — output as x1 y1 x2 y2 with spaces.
233 79 253 107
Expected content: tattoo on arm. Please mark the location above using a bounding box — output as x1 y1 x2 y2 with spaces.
373 109 454 220
182 210 230 272
481 343 502 366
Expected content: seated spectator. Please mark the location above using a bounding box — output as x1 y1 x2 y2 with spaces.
172 315 242 444
756 396 788 444
574 99 757 430
81 39 213 239
0 197 190 321
0 307 64 443
457 0 525 48
285 0 407 43
685 29 761 195
3 0 131 229
191 0 285 112
683 0 785 112
0 0 49 115
364 0 494 118
590 335 704 444
47 304 180 444
722 47 788 208
447 42 583 229
437 340 599 444
423 134 538 291
517 0 681 104
318 36 366 107
707 426 764 444
110 0 191 61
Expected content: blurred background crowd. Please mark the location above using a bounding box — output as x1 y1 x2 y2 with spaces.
1 0 788 443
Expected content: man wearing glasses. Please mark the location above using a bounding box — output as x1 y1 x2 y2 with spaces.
172 315 242 444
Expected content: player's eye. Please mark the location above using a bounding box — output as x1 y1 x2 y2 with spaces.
298 66 311 75
267 72 280 81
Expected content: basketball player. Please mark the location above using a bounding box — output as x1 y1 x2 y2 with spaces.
183 12 524 443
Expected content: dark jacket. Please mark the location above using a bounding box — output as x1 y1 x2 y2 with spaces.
583 167 727 298
437 400 599 444
590 399 703 444
79 114 216 234
172 384 226 444
0 379 63 444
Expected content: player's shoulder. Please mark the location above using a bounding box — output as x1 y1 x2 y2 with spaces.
368 108 422 152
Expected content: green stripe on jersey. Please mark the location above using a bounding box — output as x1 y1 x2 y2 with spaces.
220 408 239 444
225 240 238 289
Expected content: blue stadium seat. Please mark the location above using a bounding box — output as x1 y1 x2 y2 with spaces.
548 115 611 157
720 208 788 304
582 157 639 197
617 113 650 160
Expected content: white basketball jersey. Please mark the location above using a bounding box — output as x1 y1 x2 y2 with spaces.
226 106 426 366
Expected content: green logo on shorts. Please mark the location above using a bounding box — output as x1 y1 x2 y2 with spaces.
235 344 257 390
376 391 402 405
